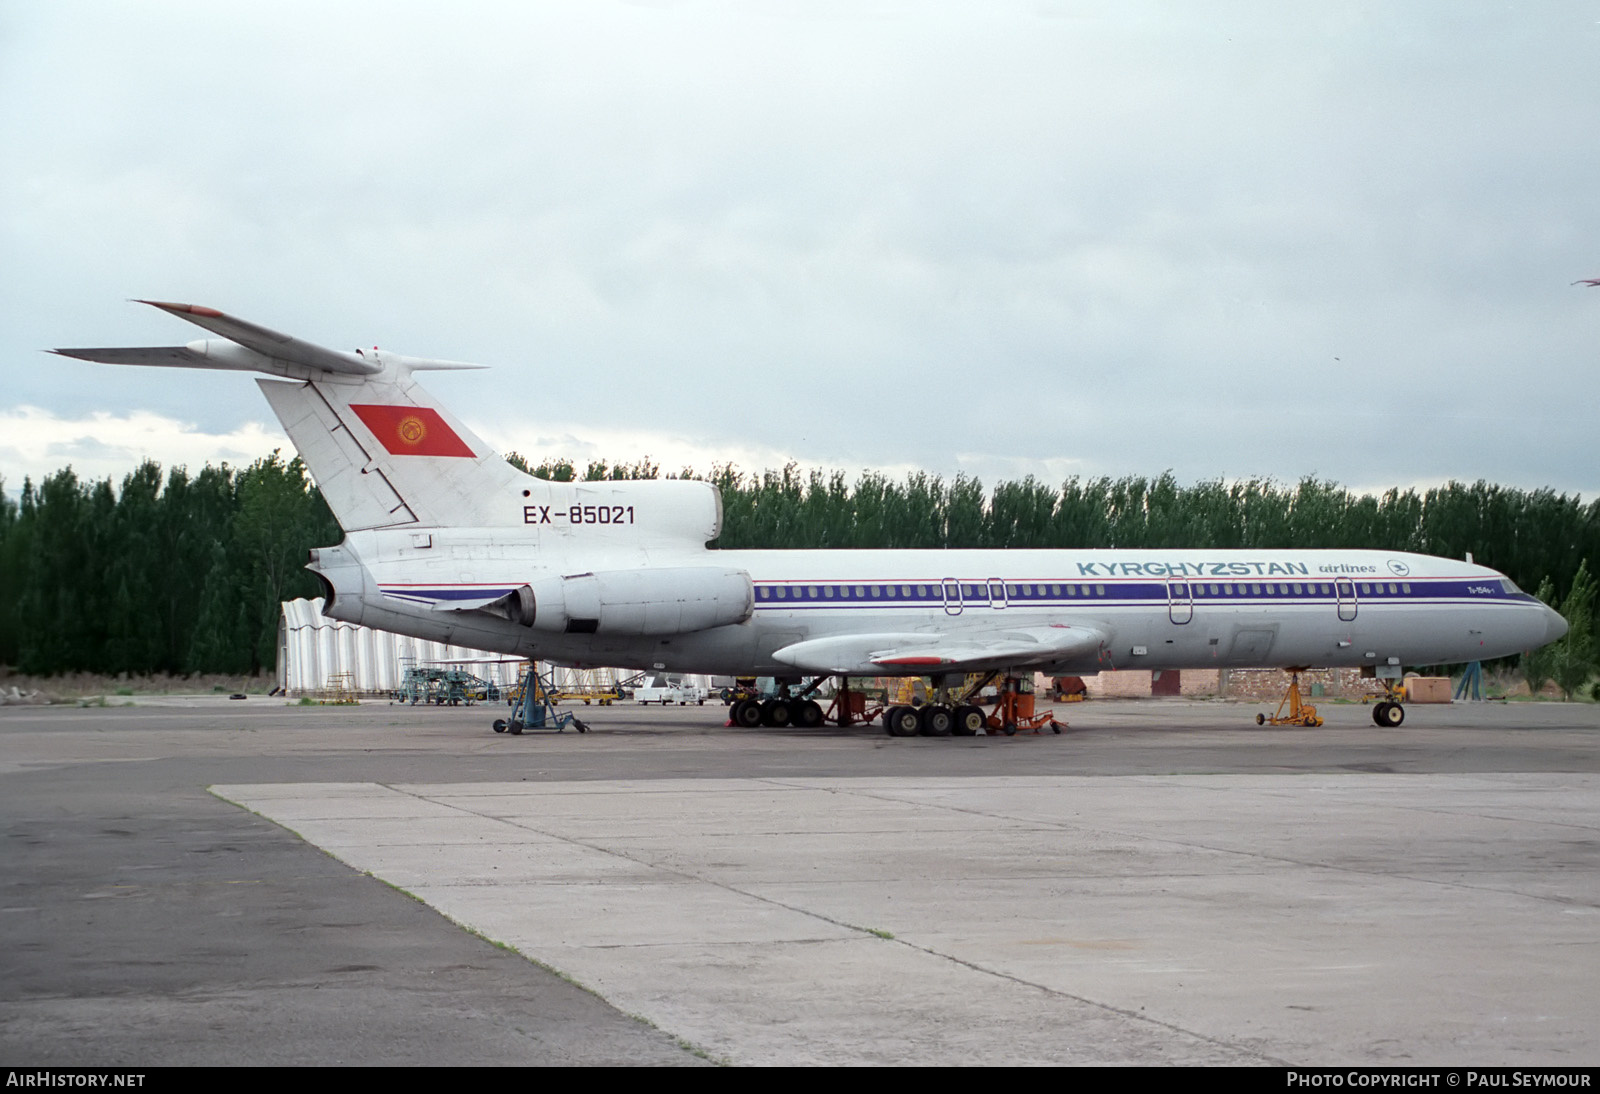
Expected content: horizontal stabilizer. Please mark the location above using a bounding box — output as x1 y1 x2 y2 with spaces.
53 345 215 369
773 623 1105 675
57 299 580 531
57 302 486 381
134 300 380 377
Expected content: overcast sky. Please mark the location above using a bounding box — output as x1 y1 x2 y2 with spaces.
3 1 1598 500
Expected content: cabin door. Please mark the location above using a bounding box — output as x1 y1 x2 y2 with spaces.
988 579 1008 610
1336 579 1358 622
1167 580 1193 624
942 579 963 616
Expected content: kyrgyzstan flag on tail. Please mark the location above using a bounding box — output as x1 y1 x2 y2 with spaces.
349 404 475 457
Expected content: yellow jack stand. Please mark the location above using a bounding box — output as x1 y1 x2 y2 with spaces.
1255 669 1324 727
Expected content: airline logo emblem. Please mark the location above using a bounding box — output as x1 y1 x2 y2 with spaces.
397 415 426 445
349 404 474 457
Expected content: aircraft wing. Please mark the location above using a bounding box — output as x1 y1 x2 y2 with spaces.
771 622 1106 675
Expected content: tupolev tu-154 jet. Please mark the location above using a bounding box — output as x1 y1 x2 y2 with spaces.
57 301 1568 734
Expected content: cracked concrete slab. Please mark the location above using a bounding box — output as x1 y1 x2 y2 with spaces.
216 773 1600 1066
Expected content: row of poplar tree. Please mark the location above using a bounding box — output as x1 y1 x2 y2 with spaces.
0 453 1595 684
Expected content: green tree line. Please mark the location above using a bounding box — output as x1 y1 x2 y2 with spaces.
1 455 1595 680
0 454 339 676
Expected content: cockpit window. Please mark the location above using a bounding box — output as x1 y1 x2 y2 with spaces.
1501 578 1521 595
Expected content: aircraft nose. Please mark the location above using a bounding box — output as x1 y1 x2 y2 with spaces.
1543 604 1569 645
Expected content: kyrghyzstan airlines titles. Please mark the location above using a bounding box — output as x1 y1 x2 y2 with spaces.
1074 560 1383 577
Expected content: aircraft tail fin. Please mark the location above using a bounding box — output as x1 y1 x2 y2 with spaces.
55 301 531 530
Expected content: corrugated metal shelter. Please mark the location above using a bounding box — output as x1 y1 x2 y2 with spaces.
276 597 523 696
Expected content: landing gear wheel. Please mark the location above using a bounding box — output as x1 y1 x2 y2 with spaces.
884 705 920 737
791 699 824 728
1374 701 1405 727
492 719 507 734
761 699 792 727
952 705 984 736
731 699 763 728
919 705 953 737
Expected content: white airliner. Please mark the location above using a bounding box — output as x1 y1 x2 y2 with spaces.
57 302 1567 733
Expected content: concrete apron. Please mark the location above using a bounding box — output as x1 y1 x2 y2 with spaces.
214 774 1600 1067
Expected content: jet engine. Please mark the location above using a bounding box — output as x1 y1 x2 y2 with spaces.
513 567 753 636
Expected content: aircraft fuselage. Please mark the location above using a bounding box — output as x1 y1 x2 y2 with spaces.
315 530 1564 679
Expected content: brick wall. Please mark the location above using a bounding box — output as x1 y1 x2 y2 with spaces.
1080 666 1372 700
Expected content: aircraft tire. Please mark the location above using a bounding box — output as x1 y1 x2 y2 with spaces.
884 705 920 737
731 699 763 728
761 699 792 727
919 705 953 736
1376 701 1405 727
952 705 984 736
791 699 824 728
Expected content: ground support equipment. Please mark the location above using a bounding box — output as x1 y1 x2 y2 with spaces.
493 664 588 736
1049 676 1089 702
556 685 620 706
397 666 492 706
1255 669 1324 727
984 674 1065 736
719 678 761 705
825 678 884 728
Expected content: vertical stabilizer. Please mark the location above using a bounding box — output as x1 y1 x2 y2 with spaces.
257 363 530 530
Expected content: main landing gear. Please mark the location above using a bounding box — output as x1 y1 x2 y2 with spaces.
728 674 1066 738
887 673 1063 737
1370 679 1406 727
728 684 825 730
881 701 988 738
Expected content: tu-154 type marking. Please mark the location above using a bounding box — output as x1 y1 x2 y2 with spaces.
56 302 1568 732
